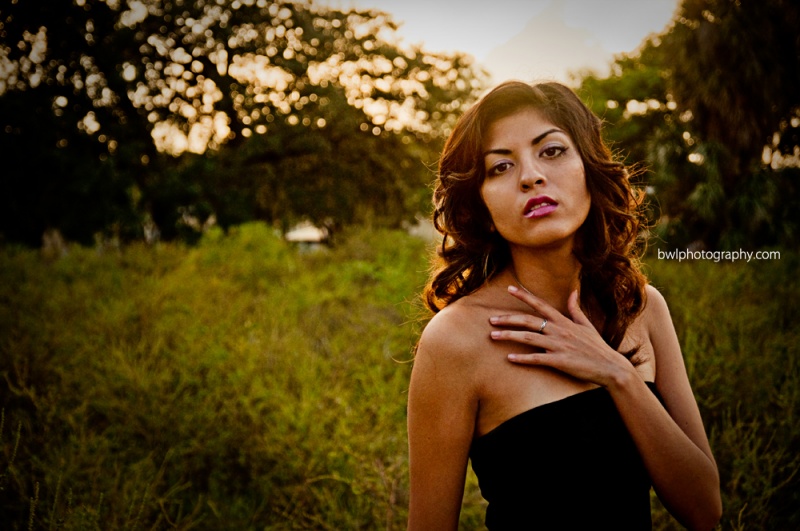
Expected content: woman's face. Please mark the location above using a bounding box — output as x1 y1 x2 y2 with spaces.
480 107 590 252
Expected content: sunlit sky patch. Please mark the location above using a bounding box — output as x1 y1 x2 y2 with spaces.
311 0 678 84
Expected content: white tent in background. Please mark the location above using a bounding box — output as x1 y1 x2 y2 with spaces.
285 221 329 251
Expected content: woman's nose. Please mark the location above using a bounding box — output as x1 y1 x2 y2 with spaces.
519 162 546 191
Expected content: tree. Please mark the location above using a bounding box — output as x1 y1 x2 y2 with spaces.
577 0 800 249
0 0 486 245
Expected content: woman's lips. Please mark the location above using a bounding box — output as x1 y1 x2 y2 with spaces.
523 196 558 218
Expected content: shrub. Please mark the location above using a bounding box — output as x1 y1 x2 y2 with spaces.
1 226 796 529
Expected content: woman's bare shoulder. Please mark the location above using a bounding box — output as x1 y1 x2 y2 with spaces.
418 296 490 363
622 284 670 380
411 295 494 408
641 284 672 329
639 283 687 380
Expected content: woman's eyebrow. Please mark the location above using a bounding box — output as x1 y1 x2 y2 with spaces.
483 128 563 157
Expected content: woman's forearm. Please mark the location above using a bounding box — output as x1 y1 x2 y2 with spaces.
609 371 722 530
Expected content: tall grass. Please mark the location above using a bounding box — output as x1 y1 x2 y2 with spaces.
646 253 800 530
0 224 797 529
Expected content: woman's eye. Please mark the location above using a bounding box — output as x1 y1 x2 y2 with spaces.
541 146 567 158
487 161 512 176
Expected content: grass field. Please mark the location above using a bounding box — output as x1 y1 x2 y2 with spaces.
1 223 797 529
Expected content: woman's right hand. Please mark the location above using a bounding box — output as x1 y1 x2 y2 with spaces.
489 287 636 389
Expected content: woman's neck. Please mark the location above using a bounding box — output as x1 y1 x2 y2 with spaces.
507 245 581 315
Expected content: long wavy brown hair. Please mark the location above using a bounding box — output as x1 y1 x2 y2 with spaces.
424 81 648 353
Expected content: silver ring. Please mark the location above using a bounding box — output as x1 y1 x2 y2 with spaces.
538 318 547 333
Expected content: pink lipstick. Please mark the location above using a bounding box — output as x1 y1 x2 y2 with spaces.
523 196 558 218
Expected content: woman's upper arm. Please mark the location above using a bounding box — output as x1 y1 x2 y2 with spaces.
647 285 716 463
407 312 479 531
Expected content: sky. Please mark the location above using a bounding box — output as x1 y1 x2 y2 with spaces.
312 0 679 84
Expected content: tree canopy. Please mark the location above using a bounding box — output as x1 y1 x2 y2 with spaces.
3 0 798 250
0 0 485 245
577 0 800 250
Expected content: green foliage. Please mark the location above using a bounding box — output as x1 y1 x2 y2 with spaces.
577 0 800 250
1 229 798 529
0 225 427 528
0 0 485 245
646 251 800 530
666 0 800 164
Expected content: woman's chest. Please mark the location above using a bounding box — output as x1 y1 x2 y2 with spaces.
472 327 656 438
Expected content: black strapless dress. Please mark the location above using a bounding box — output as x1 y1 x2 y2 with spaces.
469 382 662 530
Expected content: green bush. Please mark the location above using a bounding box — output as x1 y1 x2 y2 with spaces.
0 224 424 529
1 226 797 529
646 252 800 530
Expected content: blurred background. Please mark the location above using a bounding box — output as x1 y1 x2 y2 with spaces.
1 0 798 529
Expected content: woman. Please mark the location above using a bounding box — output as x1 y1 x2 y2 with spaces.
407 81 722 530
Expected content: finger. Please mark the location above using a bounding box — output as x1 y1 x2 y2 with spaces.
506 352 556 366
507 352 577 373
567 290 592 326
490 329 558 349
489 313 548 331
506 285 563 322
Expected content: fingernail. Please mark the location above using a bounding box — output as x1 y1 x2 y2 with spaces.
507 354 517 360
508 285 518 293
490 331 500 338
489 316 498 323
